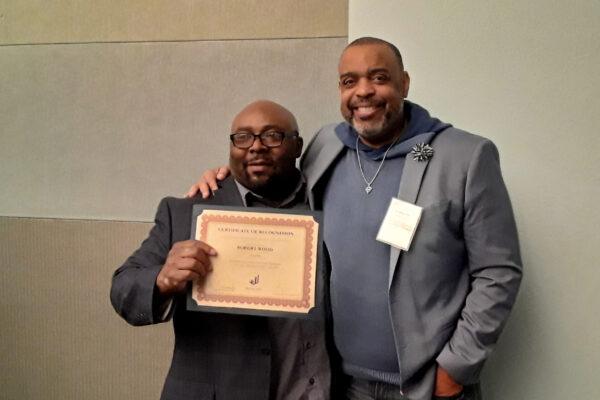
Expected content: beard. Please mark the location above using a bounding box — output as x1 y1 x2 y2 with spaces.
349 107 404 144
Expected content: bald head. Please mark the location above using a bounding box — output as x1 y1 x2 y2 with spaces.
231 100 298 133
345 36 404 70
229 100 303 200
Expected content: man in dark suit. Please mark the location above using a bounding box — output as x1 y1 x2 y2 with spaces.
110 100 330 400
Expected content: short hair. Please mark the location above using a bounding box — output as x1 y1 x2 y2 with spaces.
346 36 404 70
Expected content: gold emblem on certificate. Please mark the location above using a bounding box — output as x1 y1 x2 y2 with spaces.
189 208 319 315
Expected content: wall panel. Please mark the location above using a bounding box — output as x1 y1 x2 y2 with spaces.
0 37 346 221
0 0 348 45
0 216 172 399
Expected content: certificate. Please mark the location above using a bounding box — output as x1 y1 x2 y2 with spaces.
187 206 321 317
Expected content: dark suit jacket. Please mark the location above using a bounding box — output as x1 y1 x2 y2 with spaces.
111 177 328 400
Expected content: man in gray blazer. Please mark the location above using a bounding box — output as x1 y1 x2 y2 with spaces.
189 37 522 400
111 100 330 400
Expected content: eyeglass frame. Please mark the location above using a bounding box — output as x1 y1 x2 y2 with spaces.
229 130 300 149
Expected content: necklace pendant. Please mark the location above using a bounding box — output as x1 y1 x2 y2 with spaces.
356 134 400 197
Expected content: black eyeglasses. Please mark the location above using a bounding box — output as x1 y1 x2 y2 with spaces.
229 131 299 149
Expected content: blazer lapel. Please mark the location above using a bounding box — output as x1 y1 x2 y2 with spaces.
388 156 431 287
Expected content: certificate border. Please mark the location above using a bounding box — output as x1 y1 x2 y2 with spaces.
196 212 315 309
186 205 323 318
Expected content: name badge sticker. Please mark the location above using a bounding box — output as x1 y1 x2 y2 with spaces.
376 198 423 251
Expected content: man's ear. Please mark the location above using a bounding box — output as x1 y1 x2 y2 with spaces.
294 136 304 158
402 71 410 98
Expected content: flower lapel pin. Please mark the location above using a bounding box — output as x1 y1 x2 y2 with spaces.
410 143 434 162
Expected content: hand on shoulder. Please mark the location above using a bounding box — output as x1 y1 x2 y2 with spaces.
185 166 230 199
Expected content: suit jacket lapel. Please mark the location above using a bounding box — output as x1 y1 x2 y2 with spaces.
388 156 431 287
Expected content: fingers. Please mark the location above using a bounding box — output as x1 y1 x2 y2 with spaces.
185 184 199 198
434 365 463 397
216 166 230 180
170 240 216 271
173 251 212 274
194 240 217 257
157 268 202 294
185 165 231 199
185 168 220 198
199 181 212 199
201 165 230 198
199 168 220 199
156 240 217 295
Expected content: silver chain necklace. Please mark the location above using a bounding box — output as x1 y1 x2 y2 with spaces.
355 135 400 194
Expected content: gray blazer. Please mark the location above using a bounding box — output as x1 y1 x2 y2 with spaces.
301 124 522 400
110 177 330 400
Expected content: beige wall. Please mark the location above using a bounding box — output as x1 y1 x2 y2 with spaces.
0 38 345 221
0 0 347 44
0 1 347 399
349 1 599 399
0 217 170 399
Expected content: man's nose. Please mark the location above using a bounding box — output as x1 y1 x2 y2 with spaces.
248 135 268 152
355 78 375 97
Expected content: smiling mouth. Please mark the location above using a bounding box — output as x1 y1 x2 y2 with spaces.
352 104 384 120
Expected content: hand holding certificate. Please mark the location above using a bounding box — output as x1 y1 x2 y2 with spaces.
187 206 321 316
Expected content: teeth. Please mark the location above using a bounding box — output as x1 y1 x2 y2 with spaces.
353 105 381 119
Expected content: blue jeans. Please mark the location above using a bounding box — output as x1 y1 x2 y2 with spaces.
343 377 482 400
343 377 406 400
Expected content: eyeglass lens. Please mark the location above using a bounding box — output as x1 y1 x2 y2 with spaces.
231 132 284 148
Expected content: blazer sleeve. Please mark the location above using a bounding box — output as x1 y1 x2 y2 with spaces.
110 197 173 326
436 140 523 384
